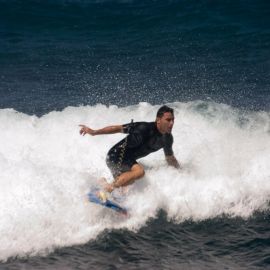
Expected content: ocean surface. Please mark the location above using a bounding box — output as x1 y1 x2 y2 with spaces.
0 0 270 269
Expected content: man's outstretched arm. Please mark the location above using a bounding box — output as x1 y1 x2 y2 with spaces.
79 124 123 136
166 155 181 169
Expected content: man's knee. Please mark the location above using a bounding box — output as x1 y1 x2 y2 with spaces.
140 167 145 177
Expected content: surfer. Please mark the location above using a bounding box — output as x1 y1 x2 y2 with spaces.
79 105 180 192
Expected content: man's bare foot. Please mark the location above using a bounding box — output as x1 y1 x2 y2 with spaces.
97 190 108 202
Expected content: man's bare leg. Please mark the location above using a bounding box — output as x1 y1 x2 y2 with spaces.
102 164 145 192
115 163 145 187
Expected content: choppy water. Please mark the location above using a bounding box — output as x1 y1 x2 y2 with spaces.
0 0 269 269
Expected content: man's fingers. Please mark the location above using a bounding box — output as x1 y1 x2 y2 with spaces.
79 125 89 135
79 125 94 136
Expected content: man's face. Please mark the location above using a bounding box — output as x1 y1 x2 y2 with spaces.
156 112 175 134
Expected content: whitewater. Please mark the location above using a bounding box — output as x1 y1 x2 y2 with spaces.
0 101 269 261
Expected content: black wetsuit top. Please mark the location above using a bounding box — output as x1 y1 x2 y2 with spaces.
106 121 174 177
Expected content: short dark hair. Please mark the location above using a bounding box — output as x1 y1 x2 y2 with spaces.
156 105 174 118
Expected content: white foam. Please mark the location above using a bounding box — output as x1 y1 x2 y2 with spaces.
0 102 269 261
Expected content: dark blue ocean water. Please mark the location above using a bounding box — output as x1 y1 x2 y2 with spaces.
0 0 270 269
2 213 270 270
1 0 270 115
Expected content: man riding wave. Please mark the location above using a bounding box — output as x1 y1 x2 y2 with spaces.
79 105 180 192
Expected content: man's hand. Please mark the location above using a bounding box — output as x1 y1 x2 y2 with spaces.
79 125 96 136
166 155 181 169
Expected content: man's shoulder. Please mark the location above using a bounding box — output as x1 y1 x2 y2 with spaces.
123 121 154 134
134 121 155 133
135 121 155 128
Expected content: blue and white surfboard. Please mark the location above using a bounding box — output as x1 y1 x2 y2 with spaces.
88 189 128 216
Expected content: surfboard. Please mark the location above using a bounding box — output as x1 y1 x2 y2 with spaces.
87 189 128 216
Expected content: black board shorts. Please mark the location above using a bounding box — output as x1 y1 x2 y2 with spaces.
106 148 138 179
